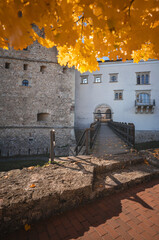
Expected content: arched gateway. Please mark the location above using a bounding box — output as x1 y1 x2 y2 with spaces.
94 104 112 122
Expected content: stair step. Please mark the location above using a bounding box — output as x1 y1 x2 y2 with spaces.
93 156 144 175
93 163 159 196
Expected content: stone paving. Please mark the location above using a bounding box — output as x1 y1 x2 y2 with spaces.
3 178 159 240
92 123 130 157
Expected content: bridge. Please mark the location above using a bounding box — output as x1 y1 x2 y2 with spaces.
91 123 130 157
73 120 135 157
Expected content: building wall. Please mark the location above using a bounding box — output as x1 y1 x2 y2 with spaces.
75 60 159 142
0 43 75 156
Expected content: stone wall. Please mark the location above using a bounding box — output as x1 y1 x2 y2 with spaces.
0 43 75 156
0 127 75 157
135 130 159 143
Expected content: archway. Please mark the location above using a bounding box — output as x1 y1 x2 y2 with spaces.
94 104 112 122
106 109 111 119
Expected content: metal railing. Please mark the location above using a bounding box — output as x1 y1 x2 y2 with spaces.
74 121 100 155
135 99 155 106
108 120 135 147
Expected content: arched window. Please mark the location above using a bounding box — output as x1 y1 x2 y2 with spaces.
137 93 150 104
22 80 29 86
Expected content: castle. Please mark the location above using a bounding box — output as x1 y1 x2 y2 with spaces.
0 43 159 157
75 59 159 143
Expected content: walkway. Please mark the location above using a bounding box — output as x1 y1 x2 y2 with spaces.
4 178 159 240
92 123 130 157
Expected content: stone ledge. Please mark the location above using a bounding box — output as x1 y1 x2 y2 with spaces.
0 161 93 234
0 152 159 235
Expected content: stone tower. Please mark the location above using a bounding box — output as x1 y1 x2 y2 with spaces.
0 42 75 156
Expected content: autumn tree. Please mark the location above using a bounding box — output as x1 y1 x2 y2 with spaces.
0 0 159 72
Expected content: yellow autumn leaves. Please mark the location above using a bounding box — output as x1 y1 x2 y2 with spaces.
0 0 159 72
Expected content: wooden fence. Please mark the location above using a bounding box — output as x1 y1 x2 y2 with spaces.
108 120 135 147
74 121 100 155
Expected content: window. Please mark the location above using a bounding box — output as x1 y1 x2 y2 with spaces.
22 80 29 86
114 90 123 100
137 93 150 104
94 75 101 83
37 113 50 121
5 62 10 69
40 66 46 73
81 75 88 84
136 72 150 84
23 64 28 70
110 73 118 82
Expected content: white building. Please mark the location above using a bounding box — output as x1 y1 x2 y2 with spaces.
75 59 159 143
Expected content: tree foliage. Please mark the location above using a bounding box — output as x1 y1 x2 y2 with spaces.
0 0 159 72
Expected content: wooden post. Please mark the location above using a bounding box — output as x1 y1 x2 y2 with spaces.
50 129 55 163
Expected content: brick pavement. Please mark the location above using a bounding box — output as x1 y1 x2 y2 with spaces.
3 178 159 240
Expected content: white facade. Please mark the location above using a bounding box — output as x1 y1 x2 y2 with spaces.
75 60 159 141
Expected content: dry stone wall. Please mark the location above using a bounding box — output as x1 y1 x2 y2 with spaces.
0 43 75 156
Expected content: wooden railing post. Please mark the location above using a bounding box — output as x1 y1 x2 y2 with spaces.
50 129 55 163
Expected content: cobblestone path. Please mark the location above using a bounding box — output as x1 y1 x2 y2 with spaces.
92 123 130 157
4 178 159 240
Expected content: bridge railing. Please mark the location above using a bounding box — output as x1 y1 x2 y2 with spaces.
90 121 101 148
74 121 100 155
108 120 135 147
